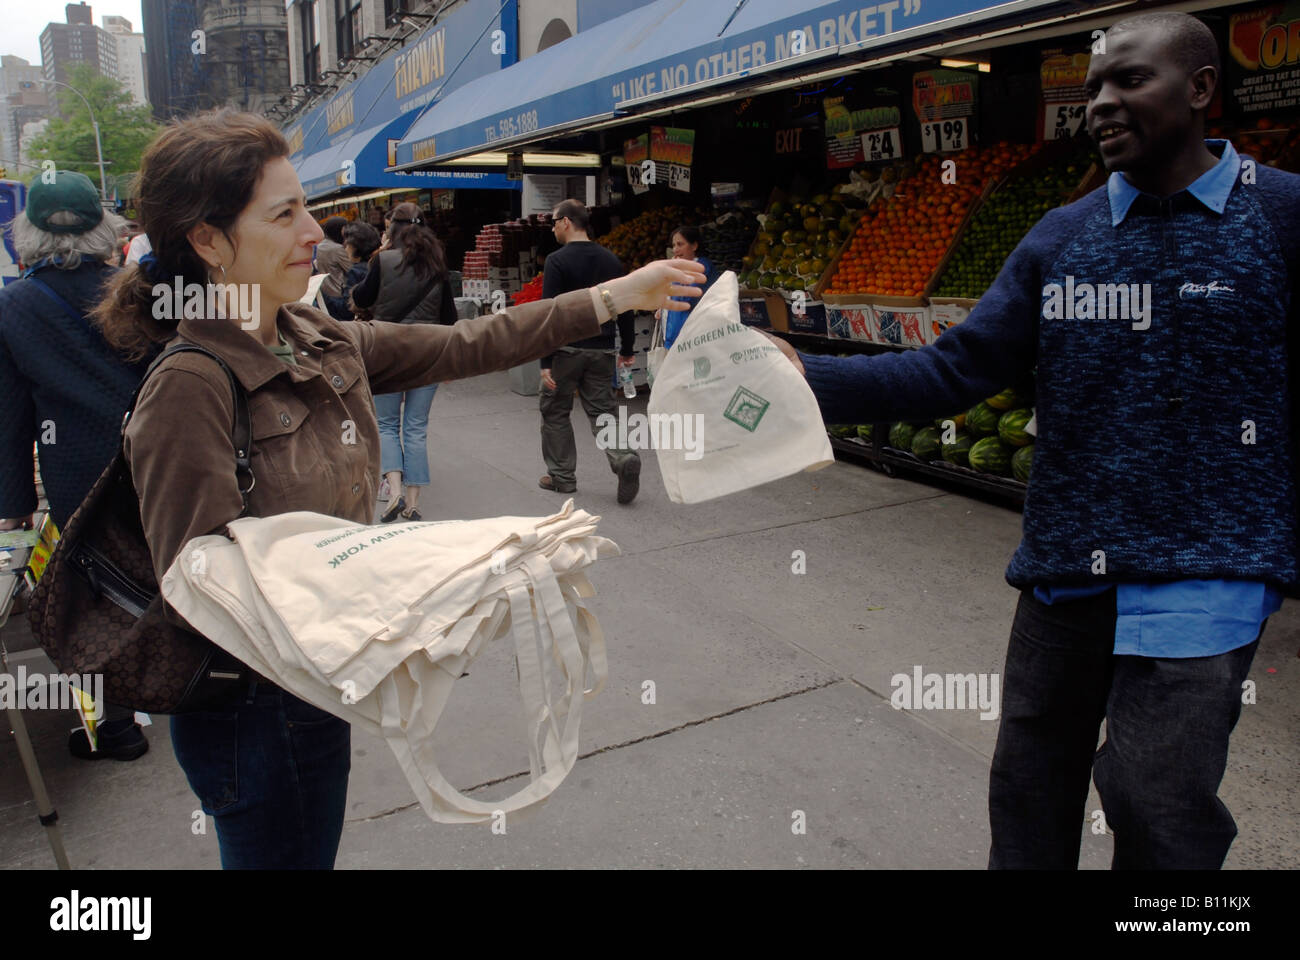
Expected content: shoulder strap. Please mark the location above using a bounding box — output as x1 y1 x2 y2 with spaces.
126 342 255 517
25 274 88 326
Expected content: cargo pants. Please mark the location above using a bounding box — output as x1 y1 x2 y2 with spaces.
539 346 637 486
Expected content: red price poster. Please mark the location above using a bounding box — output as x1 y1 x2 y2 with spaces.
1227 3 1300 117
912 68 977 153
650 127 695 166
1040 50 1090 141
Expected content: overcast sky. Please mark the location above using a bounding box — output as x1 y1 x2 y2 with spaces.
4 0 145 66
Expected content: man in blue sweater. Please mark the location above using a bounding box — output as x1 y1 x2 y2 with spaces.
777 12 1296 868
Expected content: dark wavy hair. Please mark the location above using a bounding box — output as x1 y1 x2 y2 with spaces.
385 201 447 282
91 109 290 360
342 220 380 261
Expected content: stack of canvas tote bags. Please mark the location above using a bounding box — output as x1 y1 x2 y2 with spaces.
160 499 615 824
647 271 833 503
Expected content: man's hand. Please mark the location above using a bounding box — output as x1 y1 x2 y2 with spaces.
0 515 34 532
540 367 557 391
616 355 635 368
757 329 805 377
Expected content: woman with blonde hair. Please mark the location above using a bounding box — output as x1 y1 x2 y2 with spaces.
92 107 704 869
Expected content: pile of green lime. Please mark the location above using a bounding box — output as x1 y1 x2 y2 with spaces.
932 153 1089 299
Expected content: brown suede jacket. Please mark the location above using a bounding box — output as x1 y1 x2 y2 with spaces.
124 291 600 585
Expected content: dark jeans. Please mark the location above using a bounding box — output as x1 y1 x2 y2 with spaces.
539 347 636 485
988 588 1258 870
170 681 351 869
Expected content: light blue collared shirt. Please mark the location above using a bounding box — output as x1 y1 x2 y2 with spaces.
1107 139 1239 225
1040 139 1281 657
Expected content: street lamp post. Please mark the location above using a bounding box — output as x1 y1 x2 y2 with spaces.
39 78 108 203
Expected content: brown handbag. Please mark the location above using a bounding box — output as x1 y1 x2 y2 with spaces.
27 343 257 714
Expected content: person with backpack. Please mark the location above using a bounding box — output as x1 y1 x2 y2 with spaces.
764 12 1292 869
320 221 380 322
349 202 453 522
0 170 150 761
86 108 704 869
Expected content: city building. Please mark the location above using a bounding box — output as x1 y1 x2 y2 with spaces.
0 56 52 177
102 15 149 107
142 0 291 120
40 2 119 88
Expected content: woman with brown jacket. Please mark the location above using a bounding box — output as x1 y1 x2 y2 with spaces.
92 109 703 869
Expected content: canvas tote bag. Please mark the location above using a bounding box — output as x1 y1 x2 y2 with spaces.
646 271 833 503
160 500 615 824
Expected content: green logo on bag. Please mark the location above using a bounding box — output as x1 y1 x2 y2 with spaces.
694 357 711 379
723 386 770 432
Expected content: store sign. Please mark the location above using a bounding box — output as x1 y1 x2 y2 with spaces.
913 69 976 153
861 127 901 162
650 126 694 167
824 96 901 167
1227 5 1300 115
1040 51 1090 141
668 163 691 193
921 118 967 153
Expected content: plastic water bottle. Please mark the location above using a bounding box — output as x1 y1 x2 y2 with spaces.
619 364 636 399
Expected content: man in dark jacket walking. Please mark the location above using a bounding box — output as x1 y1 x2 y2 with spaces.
0 170 151 760
538 199 640 504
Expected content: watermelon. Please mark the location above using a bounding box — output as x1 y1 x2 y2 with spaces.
941 429 973 467
997 408 1034 447
827 424 857 438
968 437 1012 475
856 423 873 441
888 421 916 451
910 426 943 461
933 413 966 430
985 388 1024 411
965 401 1000 438
1011 444 1034 483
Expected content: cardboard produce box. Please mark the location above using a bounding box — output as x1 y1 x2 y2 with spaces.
871 303 929 349
826 303 874 342
927 297 978 344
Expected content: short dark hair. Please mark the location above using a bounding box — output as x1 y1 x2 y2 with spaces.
1109 12 1220 79
671 224 701 248
322 216 347 243
553 199 590 232
343 220 381 260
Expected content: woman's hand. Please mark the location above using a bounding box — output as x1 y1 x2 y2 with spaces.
599 259 706 315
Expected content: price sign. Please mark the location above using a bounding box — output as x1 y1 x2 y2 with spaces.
921 118 967 153
860 127 901 162
668 163 691 193
1045 102 1087 140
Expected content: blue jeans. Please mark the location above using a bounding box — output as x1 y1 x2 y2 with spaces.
170 682 351 869
374 384 437 487
988 588 1259 869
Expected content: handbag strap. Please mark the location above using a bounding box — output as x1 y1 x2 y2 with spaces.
129 343 255 518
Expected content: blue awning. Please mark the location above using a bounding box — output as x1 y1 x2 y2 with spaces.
391 0 1074 168
287 0 520 197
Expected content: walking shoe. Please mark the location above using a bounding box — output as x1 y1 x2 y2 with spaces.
538 475 576 493
401 508 423 522
69 721 149 761
380 496 406 523
616 456 641 505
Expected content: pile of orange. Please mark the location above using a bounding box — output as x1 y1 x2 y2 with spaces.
824 143 1039 297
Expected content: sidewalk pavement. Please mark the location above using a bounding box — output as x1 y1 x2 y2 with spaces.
2 370 1296 869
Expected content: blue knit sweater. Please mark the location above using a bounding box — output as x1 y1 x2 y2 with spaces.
803 142 1300 592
